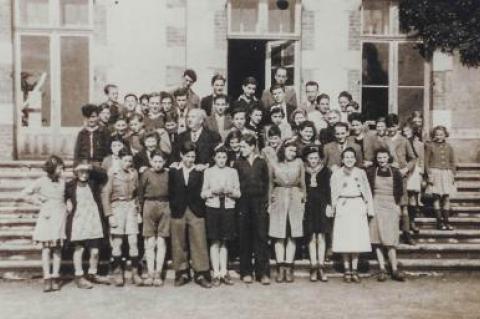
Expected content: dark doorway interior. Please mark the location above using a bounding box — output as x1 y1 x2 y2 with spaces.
228 40 266 101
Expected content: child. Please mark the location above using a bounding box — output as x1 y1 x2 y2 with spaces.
102 136 128 172
225 129 242 167
234 134 271 285
269 139 306 283
169 141 212 288
231 107 254 135
425 126 457 230
367 148 406 282
246 105 266 149
66 162 110 289
111 117 131 148
303 146 332 282
173 88 190 134
201 146 241 286
138 151 171 286
101 149 142 287
329 147 374 283
261 125 282 166
22 156 67 292
267 106 293 140
232 76 263 113
126 113 146 155
74 104 111 166
144 92 165 131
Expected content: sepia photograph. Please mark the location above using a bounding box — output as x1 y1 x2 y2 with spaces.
1 0 480 318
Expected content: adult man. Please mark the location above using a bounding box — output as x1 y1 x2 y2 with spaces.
269 84 296 125
200 74 228 116
323 122 363 170
173 88 190 134
301 81 319 113
182 69 200 109
205 94 233 141
103 84 124 124
261 67 298 108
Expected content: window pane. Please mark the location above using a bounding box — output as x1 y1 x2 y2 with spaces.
362 0 390 35
19 0 50 26
20 35 51 127
362 42 389 85
270 42 295 86
268 0 295 33
362 87 388 121
61 36 89 127
398 87 423 124
230 0 258 33
398 43 425 86
60 0 90 26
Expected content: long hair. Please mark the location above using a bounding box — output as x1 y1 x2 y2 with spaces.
277 138 298 163
43 155 64 182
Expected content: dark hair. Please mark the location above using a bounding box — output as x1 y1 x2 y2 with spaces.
270 83 285 94
241 133 257 147
124 93 138 102
81 104 99 118
341 147 357 161
297 120 317 142
346 100 360 110
127 113 144 123
173 87 189 98
211 74 226 86
118 148 133 158
225 129 243 149
164 111 179 123
213 145 229 156
231 106 247 117
160 91 174 103
150 150 166 161
142 130 160 146
334 122 349 131
338 91 353 101
213 94 228 104
305 81 319 89
103 84 117 95
302 144 324 161
148 92 161 101
139 94 150 102
267 125 282 138
277 139 297 163
316 93 330 104
242 76 257 87
43 155 64 182
348 112 364 124
386 113 399 128
183 69 197 83
110 135 127 147
269 106 285 118
373 147 393 165
180 141 196 155
430 125 450 139
114 116 127 124
376 116 386 124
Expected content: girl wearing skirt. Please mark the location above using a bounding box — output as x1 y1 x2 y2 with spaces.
367 148 406 282
425 126 457 230
329 147 374 283
201 146 241 286
303 145 332 282
269 139 306 283
22 155 66 292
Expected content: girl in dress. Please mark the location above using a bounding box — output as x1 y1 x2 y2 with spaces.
329 147 374 283
261 125 282 166
201 146 241 286
303 145 332 282
425 126 457 230
402 122 424 234
22 155 66 292
367 148 406 282
269 139 306 283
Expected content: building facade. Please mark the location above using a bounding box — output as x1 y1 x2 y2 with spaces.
0 0 479 161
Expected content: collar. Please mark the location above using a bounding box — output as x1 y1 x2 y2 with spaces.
179 163 195 172
84 126 99 133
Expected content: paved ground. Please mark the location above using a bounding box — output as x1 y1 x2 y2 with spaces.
1 272 480 319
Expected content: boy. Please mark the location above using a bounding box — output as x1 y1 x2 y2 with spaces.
126 113 146 155
160 91 175 119
261 67 298 109
101 149 142 286
201 74 227 116
301 81 319 113
124 93 140 119
173 88 190 134
169 142 211 288
144 92 165 131
230 107 255 136
182 69 200 109
133 130 169 173
138 151 170 286
319 110 341 145
205 94 233 141
74 104 111 166
269 84 296 125
232 76 264 113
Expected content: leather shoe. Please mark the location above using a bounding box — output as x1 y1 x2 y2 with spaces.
195 276 212 289
260 275 271 286
174 275 190 287
392 270 406 282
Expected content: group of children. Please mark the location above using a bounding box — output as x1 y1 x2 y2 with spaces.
23 69 457 292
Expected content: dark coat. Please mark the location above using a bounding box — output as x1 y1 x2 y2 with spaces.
174 128 222 165
201 94 231 117
366 166 404 205
168 167 205 218
73 126 112 164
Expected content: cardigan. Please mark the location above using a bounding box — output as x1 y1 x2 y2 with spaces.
366 166 404 204
425 141 456 173
73 126 111 164
201 166 241 209
234 156 270 198
101 168 138 217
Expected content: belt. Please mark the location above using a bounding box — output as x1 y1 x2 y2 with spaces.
112 196 134 202
338 195 362 199
145 196 169 201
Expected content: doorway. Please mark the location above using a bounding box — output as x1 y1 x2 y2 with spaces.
227 40 266 101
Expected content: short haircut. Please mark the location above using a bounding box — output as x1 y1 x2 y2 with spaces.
346 100 360 110
173 87 189 98
118 148 133 158
139 93 150 102
142 130 159 145
270 83 285 94
430 125 450 139
183 69 197 83
241 133 257 147
149 92 161 101
127 113 144 123
160 91 174 102
277 139 297 162
267 125 282 138
150 150 166 161
275 66 287 75
188 108 207 122
302 145 324 161
103 84 117 95
269 106 285 118
341 146 357 160
110 135 126 147
242 76 257 87
180 141 196 155
338 91 353 101
231 106 247 117
211 74 226 86
316 93 330 103
114 116 127 124
81 104 99 118
213 94 228 104
386 113 399 128
305 81 319 89
225 129 243 147
348 112 364 124
248 104 264 116
376 116 386 124
213 145 229 155
334 122 349 131
124 93 138 102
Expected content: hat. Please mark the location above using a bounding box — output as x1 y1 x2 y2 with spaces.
302 144 322 159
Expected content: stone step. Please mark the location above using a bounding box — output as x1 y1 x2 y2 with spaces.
457 163 480 171
450 193 480 202
0 217 36 228
455 172 480 181
456 181 480 191
414 217 480 229
397 243 480 259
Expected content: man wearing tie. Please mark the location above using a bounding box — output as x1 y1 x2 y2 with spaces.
323 122 363 170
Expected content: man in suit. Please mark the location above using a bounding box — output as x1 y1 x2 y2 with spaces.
323 122 363 169
173 108 222 167
169 141 211 288
205 94 233 141
261 66 297 109
200 74 228 116
268 84 296 126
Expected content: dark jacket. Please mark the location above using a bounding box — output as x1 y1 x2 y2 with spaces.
168 167 205 218
319 125 335 145
174 128 222 165
234 157 269 199
73 126 111 164
200 94 231 117
133 148 162 171
366 166 404 205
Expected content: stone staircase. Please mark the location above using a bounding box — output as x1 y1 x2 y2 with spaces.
0 161 479 279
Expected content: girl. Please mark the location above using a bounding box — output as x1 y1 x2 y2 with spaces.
22 155 66 292
425 126 457 230
403 122 424 234
409 111 427 142
289 108 307 134
329 147 374 283
294 121 319 158
308 93 329 132
225 129 242 167
303 146 332 282
266 106 293 140
261 125 282 166
231 107 254 135
367 148 406 282
269 139 306 283
201 146 241 286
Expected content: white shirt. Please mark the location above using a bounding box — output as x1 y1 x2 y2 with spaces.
190 127 203 143
179 163 195 186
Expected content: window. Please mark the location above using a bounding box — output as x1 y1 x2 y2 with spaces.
228 0 301 39
361 0 428 123
15 0 93 128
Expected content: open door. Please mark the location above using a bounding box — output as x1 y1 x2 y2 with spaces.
265 40 300 95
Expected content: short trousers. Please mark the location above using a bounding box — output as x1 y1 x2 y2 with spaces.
143 200 171 238
110 200 139 236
